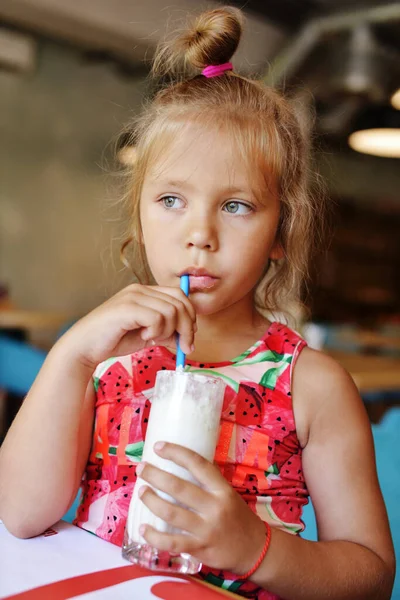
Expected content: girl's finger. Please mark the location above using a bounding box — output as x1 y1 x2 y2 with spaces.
155 288 197 351
140 287 196 346
154 443 227 492
173 310 196 356
122 294 181 340
140 524 199 555
144 317 193 356
137 463 210 513
118 303 165 334
128 289 195 354
115 301 176 353
138 301 178 342
139 485 203 535
152 286 197 323
135 285 196 326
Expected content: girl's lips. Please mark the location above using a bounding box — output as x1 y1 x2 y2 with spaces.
188 275 218 291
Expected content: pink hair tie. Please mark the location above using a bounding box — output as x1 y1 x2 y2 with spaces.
201 62 233 78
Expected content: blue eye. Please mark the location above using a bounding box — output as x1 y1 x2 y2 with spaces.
223 201 252 215
160 196 184 209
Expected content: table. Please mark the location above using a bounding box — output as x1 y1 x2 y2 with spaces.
0 520 238 599
0 310 73 332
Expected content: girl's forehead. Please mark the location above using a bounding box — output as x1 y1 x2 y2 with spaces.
146 125 251 188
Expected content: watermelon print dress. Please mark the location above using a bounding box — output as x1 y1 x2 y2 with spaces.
74 321 309 600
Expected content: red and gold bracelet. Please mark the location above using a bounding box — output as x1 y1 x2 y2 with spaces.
237 521 271 580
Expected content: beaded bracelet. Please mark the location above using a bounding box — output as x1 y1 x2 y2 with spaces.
237 521 271 580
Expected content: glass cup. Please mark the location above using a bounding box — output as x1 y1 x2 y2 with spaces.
122 369 225 574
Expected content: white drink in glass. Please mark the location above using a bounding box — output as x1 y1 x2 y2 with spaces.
122 369 225 574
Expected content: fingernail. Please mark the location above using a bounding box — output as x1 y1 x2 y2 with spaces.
138 485 146 498
154 442 165 452
139 525 146 536
135 462 145 476
190 344 195 353
141 329 150 341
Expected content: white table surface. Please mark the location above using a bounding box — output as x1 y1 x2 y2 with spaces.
0 520 236 599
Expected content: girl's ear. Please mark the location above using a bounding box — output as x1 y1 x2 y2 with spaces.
269 239 284 261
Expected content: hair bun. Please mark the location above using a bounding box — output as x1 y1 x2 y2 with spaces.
152 7 243 77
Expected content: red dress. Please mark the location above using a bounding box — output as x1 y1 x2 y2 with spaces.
75 321 309 599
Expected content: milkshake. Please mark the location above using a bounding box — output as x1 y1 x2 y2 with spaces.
122 369 225 574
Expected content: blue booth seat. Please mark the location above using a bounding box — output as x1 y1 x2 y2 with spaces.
0 335 46 396
302 408 400 600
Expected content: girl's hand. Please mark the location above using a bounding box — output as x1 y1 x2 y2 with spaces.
136 443 267 575
59 284 196 370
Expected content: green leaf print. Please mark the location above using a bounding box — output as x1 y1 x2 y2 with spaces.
125 442 144 461
204 573 225 588
224 581 244 592
265 463 280 475
204 573 243 593
234 349 291 368
188 369 240 393
259 361 290 389
232 340 262 363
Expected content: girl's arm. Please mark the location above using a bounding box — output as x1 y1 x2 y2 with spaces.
249 348 396 599
135 348 395 600
0 342 95 538
0 284 196 538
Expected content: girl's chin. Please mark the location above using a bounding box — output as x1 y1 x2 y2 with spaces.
189 293 226 316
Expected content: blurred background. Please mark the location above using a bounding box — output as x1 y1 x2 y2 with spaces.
0 0 399 594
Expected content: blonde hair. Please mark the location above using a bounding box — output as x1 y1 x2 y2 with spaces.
119 6 324 319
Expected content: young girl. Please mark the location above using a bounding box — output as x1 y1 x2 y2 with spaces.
0 7 395 600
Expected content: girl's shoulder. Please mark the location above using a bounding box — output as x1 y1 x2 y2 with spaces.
291 345 365 448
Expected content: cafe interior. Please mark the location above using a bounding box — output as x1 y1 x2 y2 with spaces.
0 0 399 597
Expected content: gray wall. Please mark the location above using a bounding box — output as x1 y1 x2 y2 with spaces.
0 41 143 315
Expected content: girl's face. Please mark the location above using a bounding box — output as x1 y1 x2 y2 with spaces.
140 124 282 316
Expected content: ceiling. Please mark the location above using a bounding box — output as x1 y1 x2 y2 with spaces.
0 0 399 141
242 0 400 140
235 0 400 35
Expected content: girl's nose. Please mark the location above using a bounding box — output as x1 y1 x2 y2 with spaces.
185 215 219 252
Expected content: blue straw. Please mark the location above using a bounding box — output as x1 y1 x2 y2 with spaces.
176 274 190 369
